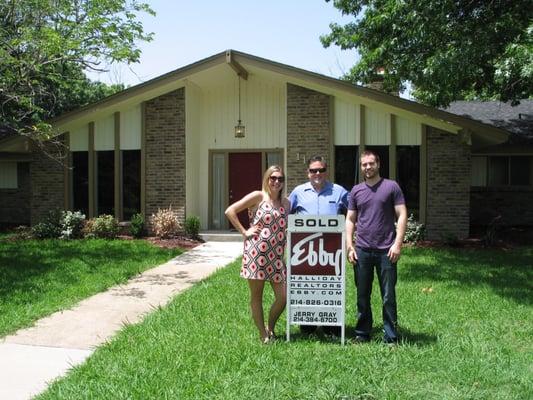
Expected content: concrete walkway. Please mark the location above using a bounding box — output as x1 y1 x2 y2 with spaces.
0 241 242 400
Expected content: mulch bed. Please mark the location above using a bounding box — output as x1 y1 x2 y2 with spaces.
118 235 204 250
144 236 204 250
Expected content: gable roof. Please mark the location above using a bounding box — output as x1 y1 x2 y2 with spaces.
9 50 510 146
446 100 533 143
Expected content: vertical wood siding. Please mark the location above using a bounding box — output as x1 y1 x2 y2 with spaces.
364 106 390 145
395 115 422 145
94 115 114 150
120 105 142 150
334 97 359 145
69 124 89 151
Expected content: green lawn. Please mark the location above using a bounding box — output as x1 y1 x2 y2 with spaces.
0 238 182 337
37 246 532 400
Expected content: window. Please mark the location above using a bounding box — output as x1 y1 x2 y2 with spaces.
510 157 531 185
96 150 114 216
266 152 283 168
334 145 421 217
211 153 226 230
0 162 18 189
335 146 358 191
122 150 141 220
72 152 88 215
488 157 509 186
397 146 420 218
473 156 533 187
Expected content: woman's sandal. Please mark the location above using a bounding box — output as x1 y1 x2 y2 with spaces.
261 328 276 344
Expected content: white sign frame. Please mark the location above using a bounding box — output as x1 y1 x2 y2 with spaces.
286 215 346 344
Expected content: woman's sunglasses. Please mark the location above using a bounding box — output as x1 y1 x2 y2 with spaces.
269 176 285 183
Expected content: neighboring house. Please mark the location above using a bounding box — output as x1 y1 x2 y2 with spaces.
0 50 518 240
446 100 533 230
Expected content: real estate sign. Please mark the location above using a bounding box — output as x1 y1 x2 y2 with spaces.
286 215 346 344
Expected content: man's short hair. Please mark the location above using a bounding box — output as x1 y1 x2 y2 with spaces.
307 155 327 168
360 150 380 164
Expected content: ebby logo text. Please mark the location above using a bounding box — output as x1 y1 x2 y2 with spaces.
290 232 342 276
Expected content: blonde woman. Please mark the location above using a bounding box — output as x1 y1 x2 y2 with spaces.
225 165 289 344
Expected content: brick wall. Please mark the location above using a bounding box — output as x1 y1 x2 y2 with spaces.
286 84 331 191
471 187 533 227
144 88 186 228
426 127 471 240
0 162 31 225
30 142 66 224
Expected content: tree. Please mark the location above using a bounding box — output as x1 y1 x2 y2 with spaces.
0 0 154 140
321 0 532 107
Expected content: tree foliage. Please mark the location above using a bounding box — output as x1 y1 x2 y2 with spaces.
0 0 154 140
321 0 533 107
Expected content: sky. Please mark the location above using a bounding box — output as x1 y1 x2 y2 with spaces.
87 0 360 87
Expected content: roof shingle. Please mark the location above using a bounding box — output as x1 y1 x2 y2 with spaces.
446 100 533 143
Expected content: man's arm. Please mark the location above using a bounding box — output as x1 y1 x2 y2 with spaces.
340 187 349 214
288 189 297 214
387 204 407 263
345 209 357 263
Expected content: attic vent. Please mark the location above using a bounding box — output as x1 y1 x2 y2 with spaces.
518 113 533 120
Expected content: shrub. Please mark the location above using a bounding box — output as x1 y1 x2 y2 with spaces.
184 215 201 239
31 209 86 239
151 206 181 238
32 209 63 238
403 214 425 244
60 211 86 239
84 215 120 239
129 213 145 238
12 225 33 240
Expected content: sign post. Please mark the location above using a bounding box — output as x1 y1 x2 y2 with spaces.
286 215 346 344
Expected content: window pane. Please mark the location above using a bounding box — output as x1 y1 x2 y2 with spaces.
488 157 509 186
96 151 114 216
122 150 141 220
335 146 358 191
364 146 389 179
471 156 487 186
397 146 420 218
0 162 18 189
72 151 88 216
211 153 226 229
510 156 531 185
266 152 282 169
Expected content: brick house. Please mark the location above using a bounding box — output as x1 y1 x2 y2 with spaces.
446 100 533 232
2 50 525 240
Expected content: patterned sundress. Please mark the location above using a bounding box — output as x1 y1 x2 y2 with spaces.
241 201 287 283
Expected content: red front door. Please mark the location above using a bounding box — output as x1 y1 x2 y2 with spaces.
228 152 263 229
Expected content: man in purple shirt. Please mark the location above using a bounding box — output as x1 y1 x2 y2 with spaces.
346 150 407 344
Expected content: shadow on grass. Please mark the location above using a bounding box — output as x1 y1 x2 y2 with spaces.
400 248 533 306
397 326 438 346
286 324 437 347
0 239 177 300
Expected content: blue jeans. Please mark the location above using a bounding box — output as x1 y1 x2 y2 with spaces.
354 247 398 341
